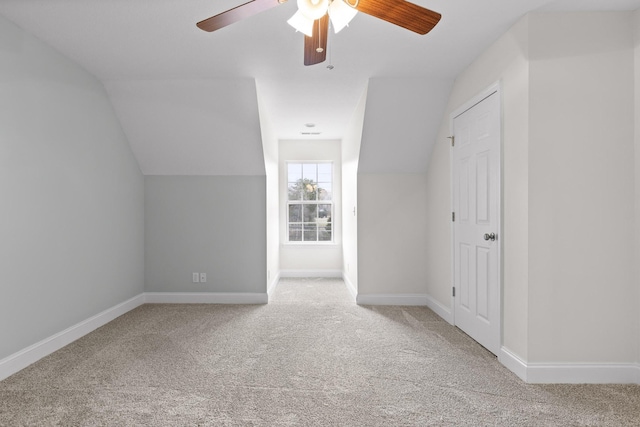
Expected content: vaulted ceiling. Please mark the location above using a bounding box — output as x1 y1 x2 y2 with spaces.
1 0 639 174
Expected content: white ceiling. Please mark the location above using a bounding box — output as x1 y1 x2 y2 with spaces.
1 0 639 174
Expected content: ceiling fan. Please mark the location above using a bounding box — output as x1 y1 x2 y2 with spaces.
197 0 441 66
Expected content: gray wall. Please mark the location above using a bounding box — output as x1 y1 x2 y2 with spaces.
0 16 144 360
256 81 280 292
425 11 639 367
342 86 368 292
357 173 429 296
356 77 450 297
634 8 640 368
426 14 531 357
145 176 266 294
527 11 636 364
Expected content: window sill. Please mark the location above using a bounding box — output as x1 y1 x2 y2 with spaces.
282 241 338 247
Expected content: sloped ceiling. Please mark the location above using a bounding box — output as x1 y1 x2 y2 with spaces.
105 79 266 175
1 0 639 174
358 77 452 174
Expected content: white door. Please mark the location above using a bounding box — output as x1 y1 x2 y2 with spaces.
452 89 501 355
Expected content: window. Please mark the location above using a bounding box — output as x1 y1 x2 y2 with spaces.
287 162 333 243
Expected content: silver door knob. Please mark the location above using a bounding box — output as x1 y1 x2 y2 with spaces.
484 233 496 241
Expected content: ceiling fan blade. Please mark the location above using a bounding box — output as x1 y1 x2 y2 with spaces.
304 14 329 66
197 0 286 32
354 0 441 35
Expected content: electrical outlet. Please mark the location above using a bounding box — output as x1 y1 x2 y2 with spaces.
192 272 199 283
200 273 207 283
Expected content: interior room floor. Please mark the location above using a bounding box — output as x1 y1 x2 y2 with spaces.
1 277 638 426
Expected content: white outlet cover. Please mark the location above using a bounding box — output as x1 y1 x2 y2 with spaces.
200 273 207 283
192 272 199 283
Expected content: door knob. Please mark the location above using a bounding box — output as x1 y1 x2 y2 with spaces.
484 232 496 241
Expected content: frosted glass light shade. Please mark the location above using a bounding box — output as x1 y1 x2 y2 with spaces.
287 10 315 37
328 0 357 33
298 0 329 20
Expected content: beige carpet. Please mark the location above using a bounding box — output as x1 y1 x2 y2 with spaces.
1 277 639 426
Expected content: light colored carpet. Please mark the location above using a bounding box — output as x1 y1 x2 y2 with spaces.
1 277 639 426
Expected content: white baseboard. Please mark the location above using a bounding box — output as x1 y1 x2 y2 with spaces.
498 347 528 382
0 291 269 382
267 271 281 297
342 273 357 302
145 292 268 304
280 270 343 278
4 292 638 385
0 294 145 382
526 363 640 384
356 293 428 306
424 294 453 324
499 347 640 384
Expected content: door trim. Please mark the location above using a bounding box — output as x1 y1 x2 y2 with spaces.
449 81 503 350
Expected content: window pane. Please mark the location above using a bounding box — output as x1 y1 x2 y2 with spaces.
319 229 332 241
318 204 331 220
317 203 331 242
289 224 302 241
303 204 317 222
286 162 333 243
317 183 331 200
317 163 332 183
288 183 302 200
302 181 317 200
302 163 317 181
288 163 302 182
288 204 302 222
303 223 317 241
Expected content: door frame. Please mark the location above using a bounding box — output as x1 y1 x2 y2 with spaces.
449 81 503 352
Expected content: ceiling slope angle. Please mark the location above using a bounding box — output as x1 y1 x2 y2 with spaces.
104 79 266 176
1 0 639 175
255 75 368 140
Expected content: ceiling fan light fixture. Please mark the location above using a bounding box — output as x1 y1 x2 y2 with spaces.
197 0 441 66
297 0 329 20
287 10 315 37
328 0 357 33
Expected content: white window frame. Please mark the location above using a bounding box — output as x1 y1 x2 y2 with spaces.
286 161 334 244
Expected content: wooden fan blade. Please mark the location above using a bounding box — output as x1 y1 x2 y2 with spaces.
354 0 441 35
304 14 329 66
197 0 286 32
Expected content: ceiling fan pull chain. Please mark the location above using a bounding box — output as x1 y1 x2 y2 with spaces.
316 18 324 53
327 29 334 70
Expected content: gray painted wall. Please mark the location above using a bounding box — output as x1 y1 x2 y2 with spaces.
0 16 144 360
256 82 280 292
634 8 640 367
357 173 429 296
342 86 368 291
355 78 450 296
527 11 636 364
426 15 531 358
426 11 639 366
145 176 267 294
